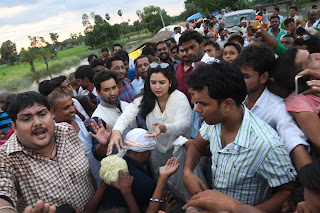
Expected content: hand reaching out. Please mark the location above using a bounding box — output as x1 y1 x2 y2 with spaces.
182 190 240 212
108 130 124 155
89 118 111 146
160 157 179 179
146 123 166 138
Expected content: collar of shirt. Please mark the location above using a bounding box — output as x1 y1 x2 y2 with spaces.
228 105 251 149
138 76 145 85
251 87 269 110
170 58 180 65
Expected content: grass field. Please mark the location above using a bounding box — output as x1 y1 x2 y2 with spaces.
0 33 153 92
0 46 90 82
0 46 100 92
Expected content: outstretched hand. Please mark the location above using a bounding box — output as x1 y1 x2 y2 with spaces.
107 130 124 155
24 200 56 213
160 157 179 179
146 123 166 138
89 118 111 146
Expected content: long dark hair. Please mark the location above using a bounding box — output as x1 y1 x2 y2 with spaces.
139 65 178 119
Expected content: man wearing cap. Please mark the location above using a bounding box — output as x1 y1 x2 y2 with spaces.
90 127 157 211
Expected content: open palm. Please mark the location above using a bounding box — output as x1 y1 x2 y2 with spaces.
89 118 111 146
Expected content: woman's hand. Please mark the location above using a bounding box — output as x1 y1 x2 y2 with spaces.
107 130 124 155
146 123 166 138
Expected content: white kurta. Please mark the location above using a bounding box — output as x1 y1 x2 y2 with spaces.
113 90 192 173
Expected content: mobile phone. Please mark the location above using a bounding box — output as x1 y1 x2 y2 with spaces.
295 75 312 94
250 20 262 30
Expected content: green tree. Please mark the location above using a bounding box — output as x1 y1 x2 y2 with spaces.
194 0 247 12
118 10 123 22
82 13 93 32
28 36 48 48
105 13 110 21
37 46 57 78
141 6 171 34
49 33 59 44
133 20 144 34
136 10 142 20
0 40 17 65
84 31 95 49
19 48 37 72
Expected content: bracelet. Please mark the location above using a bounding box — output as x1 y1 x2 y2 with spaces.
0 206 16 211
150 198 162 203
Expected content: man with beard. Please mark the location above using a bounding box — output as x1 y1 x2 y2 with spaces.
131 55 151 96
155 41 180 73
175 46 194 105
91 71 135 160
105 56 135 103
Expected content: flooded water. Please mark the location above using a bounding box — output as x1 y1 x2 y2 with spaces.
23 58 88 92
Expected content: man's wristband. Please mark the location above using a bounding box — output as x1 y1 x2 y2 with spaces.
150 198 162 203
0 206 16 211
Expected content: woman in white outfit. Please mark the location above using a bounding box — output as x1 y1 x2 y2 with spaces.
109 62 192 175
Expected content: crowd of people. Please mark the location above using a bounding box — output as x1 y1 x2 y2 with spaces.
1 4 320 213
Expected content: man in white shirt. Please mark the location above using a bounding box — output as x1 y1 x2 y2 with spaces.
234 45 311 170
90 71 134 160
131 55 151 96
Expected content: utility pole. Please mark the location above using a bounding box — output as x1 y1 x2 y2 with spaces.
158 8 165 28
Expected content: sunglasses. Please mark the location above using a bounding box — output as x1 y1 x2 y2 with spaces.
150 62 170 69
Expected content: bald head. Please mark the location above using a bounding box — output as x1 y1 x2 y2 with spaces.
309 9 318 22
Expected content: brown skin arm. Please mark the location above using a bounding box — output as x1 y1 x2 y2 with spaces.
290 145 312 171
83 182 108 213
0 198 16 212
183 133 209 196
291 111 320 154
248 25 278 48
255 181 295 213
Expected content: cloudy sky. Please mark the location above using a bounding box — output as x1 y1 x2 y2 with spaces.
0 0 185 51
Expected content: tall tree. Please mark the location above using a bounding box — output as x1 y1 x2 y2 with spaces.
49 33 59 44
19 48 37 72
105 13 110 21
136 10 142 20
28 36 48 48
37 47 57 78
82 13 93 32
0 40 17 64
141 6 171 34
118 10 123 22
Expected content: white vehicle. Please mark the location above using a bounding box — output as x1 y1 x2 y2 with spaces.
222 9 256 30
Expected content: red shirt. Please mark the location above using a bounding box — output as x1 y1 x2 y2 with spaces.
175 61 193 104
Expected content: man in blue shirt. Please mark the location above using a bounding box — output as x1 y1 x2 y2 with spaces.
268 15 287 42
0 91 12 134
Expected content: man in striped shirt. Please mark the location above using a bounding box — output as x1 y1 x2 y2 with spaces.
183 62 296 212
